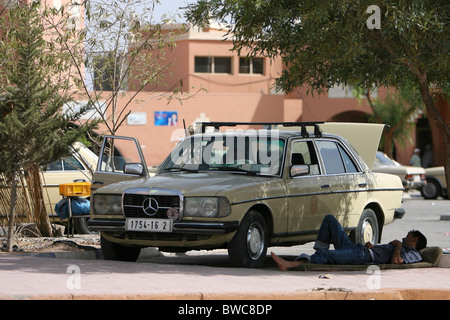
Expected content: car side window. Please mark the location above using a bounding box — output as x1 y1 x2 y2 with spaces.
99 137 145 173
316 140 346 174
63 156 85 171
43 156 86 172
291 140 321 175
338 144 359 173
44 160 63 171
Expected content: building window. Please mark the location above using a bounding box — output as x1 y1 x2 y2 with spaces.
239 57 264 74
195 57 211 73
195 56 232 74
92 52 127 91
214 57 232 73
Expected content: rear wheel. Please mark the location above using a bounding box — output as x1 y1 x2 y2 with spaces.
352 209 379 245
228 210 268 268
421 179 441 199
101 235 141 262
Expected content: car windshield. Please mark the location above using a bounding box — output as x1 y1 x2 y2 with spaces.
374 152 399 167
161 132 285 176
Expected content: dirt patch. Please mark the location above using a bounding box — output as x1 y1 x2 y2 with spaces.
1 234 100 253
40 240 98 252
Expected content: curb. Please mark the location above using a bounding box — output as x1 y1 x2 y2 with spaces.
1 289 449 300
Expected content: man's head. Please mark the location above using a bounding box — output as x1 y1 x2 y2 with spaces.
403 230 427 250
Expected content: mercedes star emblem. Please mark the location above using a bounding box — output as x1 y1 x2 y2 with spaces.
142 197 159 216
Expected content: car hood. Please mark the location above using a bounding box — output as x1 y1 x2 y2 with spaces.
95 172 278 197
319 122 385 170
373 165 425 175
425 166 444 175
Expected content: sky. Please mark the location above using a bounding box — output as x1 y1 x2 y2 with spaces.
152 0 197 22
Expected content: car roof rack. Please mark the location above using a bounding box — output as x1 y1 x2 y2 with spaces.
200 121 324 137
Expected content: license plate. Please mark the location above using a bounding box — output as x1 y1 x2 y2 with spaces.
126 218 173 232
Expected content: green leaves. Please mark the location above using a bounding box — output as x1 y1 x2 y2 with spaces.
186 0 449 96
0 3 97 175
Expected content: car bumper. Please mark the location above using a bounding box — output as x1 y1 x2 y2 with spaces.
403 180 426 189
394 208 405 219
87 219 239 235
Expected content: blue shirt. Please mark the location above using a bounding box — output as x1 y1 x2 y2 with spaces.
369 244 422 264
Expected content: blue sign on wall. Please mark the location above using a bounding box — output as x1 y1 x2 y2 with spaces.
154 111 178 126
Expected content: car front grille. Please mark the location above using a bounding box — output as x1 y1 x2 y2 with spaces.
123 193 181 220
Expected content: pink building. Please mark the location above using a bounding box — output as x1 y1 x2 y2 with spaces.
108 24 401 167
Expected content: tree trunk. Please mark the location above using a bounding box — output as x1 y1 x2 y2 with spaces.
383 128 395 158
6 173 18 252
415 70 450 193
27 163 53 237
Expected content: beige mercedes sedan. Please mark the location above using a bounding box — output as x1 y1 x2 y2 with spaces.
88 122 405 267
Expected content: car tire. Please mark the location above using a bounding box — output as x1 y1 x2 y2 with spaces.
101 235 141 262
74 217 97 234
353 209 379 245
421 179 441 199
228 210 268 268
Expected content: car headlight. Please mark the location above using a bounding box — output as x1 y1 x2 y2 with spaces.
184 197 231 218
93 194 122 215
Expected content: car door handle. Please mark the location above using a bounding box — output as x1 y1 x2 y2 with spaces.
358 183 367 188
321 184 330 189
93 181 105 185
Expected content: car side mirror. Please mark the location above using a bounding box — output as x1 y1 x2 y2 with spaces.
290 164 310 177
124 163 144 176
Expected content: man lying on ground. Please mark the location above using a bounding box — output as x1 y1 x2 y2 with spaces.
271 215 427 271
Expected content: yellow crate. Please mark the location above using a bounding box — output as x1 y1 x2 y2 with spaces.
59 182 91 196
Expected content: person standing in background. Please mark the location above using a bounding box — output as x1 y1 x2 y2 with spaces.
409 148 421 167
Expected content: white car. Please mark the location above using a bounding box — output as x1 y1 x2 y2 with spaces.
0 142 97 234
421 166 448 199
42 142 98 233
373 151 426 190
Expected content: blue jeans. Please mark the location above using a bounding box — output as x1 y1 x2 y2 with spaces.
298 215 372 265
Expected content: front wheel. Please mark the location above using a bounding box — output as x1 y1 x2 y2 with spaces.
101 235 141 262
228 210 268 268
352 209 380 245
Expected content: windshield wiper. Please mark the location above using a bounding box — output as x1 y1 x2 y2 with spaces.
163 166 198 173
216 166 257 176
